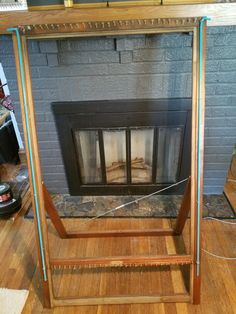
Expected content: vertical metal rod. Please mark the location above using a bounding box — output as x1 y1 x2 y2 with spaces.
98 130 107 184
7 27 47 281
196 17 210 276
126 129 131 184
152 128 158 184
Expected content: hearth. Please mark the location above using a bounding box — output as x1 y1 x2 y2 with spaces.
52 98 191 195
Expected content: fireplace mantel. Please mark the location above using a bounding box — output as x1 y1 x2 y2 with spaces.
0 3 236 35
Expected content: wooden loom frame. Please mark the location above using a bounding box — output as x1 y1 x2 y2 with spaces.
11 16 207 308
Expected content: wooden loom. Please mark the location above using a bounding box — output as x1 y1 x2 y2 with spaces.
9 15 207 308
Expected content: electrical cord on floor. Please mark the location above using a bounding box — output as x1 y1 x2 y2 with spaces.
227 178 236 183
203 217 236 225
202 249 236 260
202 216 236 261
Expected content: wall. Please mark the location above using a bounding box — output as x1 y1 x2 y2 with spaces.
0 26 236 194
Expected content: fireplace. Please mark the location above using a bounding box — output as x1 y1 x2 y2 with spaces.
52 98 191 195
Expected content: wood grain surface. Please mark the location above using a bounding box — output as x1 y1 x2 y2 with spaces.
0 217 235 313
1 3 236 34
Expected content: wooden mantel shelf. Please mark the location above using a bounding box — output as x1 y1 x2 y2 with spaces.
0 3 236 34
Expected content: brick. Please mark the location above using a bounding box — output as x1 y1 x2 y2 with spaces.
207 46 236 60
36 122 57 133
206 60 220 72
32 78 58 90
39 40 58 53
205 117 236 127
65 74 166 101
0 56 16 68
146 33 192 48
165 47 192 61
116 37 145 51
32 89 59 101
2 67 17 81
36 112 54 123
0 35 12 41
28 41 40 53
206 127 236 137
133 49 164 62
108 61 191 75
119 51 133 64
205 84 216 96
38 64 108 78
219 60 236 71
204 154 232 163
59 38 115 52
207 26 236 34
207 33 236 47
29 54 47 66
206 95 236 107
40 146 61 158
39 141 60 150
43 180 69 189
41 165 65 173
162 74 191 97
38 132 59 142
3 66 38 81
205 136 235 147
7 80 18 92
0 41 13 54
43 173 67 181
206 107 236 118
47 54 59 67
204 178 227 187
204 170 228 178
34 102 52 113
203 186 224 195
204 163 229 172
206 72 236 83
205 146 233 154
40 157 64 166
215 84 236 95
7 90 19 101
59 51 119 65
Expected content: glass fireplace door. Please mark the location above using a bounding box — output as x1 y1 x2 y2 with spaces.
52 99 191 195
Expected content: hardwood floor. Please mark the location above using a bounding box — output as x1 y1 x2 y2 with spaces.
0 217 235 313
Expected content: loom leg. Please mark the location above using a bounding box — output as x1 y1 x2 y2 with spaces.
43 183 68 239
174 177 191 235
192 268 201 304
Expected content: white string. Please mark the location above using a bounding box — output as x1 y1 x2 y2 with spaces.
202 249 236 261
227 178 236 183
84 177 189 224
203 217 236 225
81 177 236 261
203 216 236 260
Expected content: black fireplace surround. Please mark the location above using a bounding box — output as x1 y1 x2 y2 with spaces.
52 98 191 195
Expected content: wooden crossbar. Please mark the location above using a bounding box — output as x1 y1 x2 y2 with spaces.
50 255 192 269
66 228 175 238
53 293 191 306
53 294 191 306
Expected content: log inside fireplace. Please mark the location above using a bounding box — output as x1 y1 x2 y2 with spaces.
52 98 191 195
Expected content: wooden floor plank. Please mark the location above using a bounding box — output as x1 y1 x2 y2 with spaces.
0 217 235 313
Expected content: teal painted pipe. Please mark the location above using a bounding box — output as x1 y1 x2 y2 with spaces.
197 17 211 277
7 27 47 282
